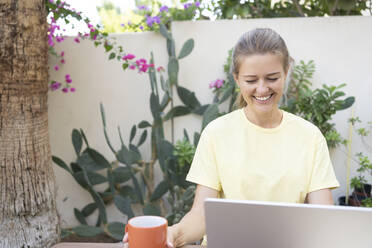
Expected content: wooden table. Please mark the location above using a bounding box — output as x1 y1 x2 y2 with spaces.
52 243 203 248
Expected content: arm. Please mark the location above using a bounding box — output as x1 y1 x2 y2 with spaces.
305 188 334 205
169 184 218 247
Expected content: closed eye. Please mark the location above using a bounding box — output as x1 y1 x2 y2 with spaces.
267 78 279 81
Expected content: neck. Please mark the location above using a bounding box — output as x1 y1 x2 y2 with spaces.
244 107 283 128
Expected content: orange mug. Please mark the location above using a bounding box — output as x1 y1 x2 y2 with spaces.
125 215 168 248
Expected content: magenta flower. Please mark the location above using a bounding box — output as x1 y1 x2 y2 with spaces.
70 88 76 92
160 5 169 12
60 59 65 64
50 82 61 91
54 65 59 71
129 65 136 70
61 51 65 57
62 88 68 93
122 54 136 60
93 34 97 40
87 23 93 28
157 66 165 72
90 28 95 33
209 79 224 89
65 74 72 83
74 37 80 43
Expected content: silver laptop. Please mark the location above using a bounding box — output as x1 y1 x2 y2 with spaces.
204 198 372 248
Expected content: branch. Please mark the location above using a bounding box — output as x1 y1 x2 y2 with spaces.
330 0 340 15
292 0 305 17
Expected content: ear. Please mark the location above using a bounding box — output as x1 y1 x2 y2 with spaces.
233 73 240 86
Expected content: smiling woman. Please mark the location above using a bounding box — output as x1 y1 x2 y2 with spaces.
154 28 340 248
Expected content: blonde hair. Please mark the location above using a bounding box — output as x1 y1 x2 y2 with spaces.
231 28 290 108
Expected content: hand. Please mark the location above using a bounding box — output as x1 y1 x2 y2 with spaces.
122 226 176 248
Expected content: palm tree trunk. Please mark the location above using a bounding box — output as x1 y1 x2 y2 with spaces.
0 0 60 247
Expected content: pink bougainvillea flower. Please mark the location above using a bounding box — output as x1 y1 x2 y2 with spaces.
60 59 65 64
139 64 149 73
122 54 136 60
93 34 97 40
129 65 136 70
62 88 69 93
74 37 80 43
149 64 154 68
70 88 76 92
54 65 59 71
209 79 224 89
50 82 61 91
87 23 93 28
61 51 64 57
90 28 95 33
157 66 165 72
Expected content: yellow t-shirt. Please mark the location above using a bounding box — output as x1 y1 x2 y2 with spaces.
186 108 339 245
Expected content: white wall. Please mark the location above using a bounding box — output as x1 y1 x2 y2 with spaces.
49 16 372 228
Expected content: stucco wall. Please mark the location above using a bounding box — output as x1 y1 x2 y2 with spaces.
49 16 372 227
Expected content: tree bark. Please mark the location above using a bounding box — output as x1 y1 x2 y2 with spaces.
0 0 60 247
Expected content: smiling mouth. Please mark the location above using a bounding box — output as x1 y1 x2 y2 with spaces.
253 93 274 102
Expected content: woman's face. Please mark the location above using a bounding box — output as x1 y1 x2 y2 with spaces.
234 53 287 115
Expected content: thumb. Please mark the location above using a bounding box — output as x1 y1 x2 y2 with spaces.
123 232 128 242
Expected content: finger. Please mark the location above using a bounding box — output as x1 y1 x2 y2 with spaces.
166 241 174 248
122 233 128 242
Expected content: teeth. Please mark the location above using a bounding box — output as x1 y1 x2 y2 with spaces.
255 94 271 101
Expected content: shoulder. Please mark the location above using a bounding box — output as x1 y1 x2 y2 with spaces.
284 111 323 140
203 108 243 135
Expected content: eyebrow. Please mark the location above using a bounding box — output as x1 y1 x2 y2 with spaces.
242 72 281 77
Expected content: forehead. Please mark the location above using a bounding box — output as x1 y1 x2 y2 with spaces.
238 53 284 76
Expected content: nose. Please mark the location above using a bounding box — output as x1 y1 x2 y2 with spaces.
256 80 269 95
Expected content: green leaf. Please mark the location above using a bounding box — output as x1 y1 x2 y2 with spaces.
167 38 176 57
157 139 174 172
87 148 111 169
73 171 107 187
80 129 89 147
138 120 152 128
130 125 136 143
143 203 161 216
72 225 103 237
178 39 194 59
118 185 137 201
74 208 87 225
150 180 169 201
104 43 113 52
163 106 191 121
122 63 129 70
159 23 170 39
137 130 147 147
72 129 83 157
82 203 97 217
113 167 132 183
219 84 234 104
193 104 210 115
150 93 162 123
70 162 81 173
193 132 200 147
177 86 201 109
168 57 179 86
106 222 125 240
202 104 219 129
52 156 71 174
117 145 141 166
114 195 134 218
337 96 355 110
109 52 116 60
160 93 170 111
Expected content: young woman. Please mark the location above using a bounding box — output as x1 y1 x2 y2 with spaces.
124 28 339 248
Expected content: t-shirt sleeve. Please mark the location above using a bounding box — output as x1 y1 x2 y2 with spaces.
186 126 221 191
308 133 340 193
